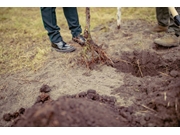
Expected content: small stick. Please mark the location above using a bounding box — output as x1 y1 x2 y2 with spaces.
101 50 114 65
137 59 143 77
175 98 178 112
164 92 167 101
167 101 170 107
141 104 157 113
159 72 170 77
133 101 157 113
118 58 132 65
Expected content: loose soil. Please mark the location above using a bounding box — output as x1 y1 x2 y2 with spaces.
0 19 180 127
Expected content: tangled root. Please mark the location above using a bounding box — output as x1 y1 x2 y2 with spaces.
78 30 113 69
76 7 113 69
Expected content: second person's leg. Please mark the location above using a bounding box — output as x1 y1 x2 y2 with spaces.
41 7 62 43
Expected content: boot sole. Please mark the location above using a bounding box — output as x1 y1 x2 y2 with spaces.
154 42 179 47
51 47 76 53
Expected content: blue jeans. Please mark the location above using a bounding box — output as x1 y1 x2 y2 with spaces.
40 7 82 43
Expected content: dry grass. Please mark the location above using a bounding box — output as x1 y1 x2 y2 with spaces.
0 7 156 75
0 7 50 74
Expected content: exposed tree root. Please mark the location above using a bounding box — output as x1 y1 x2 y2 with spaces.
78 7 113 69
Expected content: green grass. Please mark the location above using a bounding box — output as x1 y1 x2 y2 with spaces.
0 7 156 75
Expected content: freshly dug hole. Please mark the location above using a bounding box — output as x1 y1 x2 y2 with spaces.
113 50 180 77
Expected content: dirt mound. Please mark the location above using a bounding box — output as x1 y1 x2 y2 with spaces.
112 76 180 127
11 90 128 127
112 49 180 127
10 83 180 127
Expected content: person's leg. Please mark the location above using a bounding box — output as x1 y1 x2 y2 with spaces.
149 7 169 32
63 7 82 37
156 7 170 27
63 7 85 45
167 13 176 33
154 7 180 47
171 7 180 36
40 7 63 43
40 7 75 52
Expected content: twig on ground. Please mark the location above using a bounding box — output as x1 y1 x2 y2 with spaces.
136 59 143 77
158 72 170 77
133 101 157 113
164 92 167 101
114 58 132 65
175 98 178 112
141 104 157 113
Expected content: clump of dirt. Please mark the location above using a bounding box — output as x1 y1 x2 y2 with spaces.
40 84 51 93
3 108 25 122
11 90 129 127
2 84 52 122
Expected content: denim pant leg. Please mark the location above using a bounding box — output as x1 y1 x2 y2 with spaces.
171 7 180 36
63 7 82 37
40 7 62 43
156 7 170 27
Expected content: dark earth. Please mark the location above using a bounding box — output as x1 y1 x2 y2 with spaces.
1 19 180 127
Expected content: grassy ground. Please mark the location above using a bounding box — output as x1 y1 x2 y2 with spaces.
0 7 156 75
